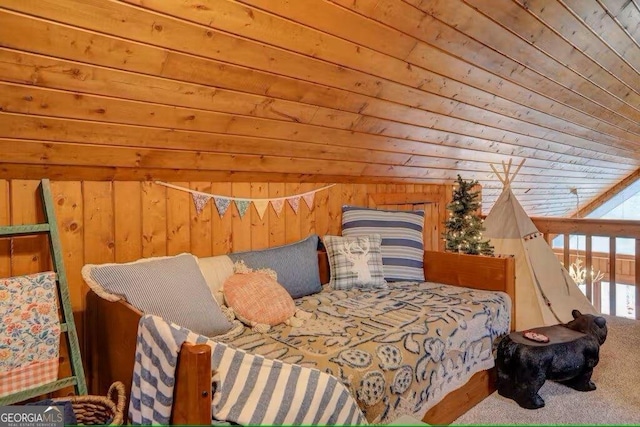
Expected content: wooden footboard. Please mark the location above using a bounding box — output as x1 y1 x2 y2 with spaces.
424 250 516 331
87 250 515 425
421 250 514 424
86 291 214 424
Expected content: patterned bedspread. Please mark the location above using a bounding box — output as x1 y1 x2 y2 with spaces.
215 281 511 424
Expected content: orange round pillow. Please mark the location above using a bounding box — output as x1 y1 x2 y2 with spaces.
223 272 296 326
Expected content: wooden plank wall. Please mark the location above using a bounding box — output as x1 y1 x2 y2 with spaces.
0 179 451 389
1 0 639 217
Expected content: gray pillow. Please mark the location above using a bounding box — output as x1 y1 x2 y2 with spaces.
228 235 321 299
84 253 232 337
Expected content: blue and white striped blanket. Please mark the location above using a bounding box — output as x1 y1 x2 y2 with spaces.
129 314 367 425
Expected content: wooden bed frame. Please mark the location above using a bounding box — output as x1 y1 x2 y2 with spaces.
86 250 515 425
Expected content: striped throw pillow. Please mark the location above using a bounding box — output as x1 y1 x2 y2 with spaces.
342 206 425 282
82 253 232 337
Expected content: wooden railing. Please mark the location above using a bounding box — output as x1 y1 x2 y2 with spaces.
531 217 640 320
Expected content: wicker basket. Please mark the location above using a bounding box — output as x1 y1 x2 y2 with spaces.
54 382 126 425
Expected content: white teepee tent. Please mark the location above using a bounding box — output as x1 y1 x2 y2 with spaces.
483 160 597 330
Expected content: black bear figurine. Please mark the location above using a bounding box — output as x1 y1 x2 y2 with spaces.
496 309 607 409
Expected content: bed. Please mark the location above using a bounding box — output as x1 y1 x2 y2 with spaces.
86 249 515 425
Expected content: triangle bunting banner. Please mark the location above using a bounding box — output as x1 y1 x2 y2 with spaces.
154 181 335 219
253 200 269 220
271 199 285 217
302 193 315 211
287 197 301 214
235 200 251 219
192 193 211 214
214 197 231 218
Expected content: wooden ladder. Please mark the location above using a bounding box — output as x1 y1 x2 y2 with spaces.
0 179 87 404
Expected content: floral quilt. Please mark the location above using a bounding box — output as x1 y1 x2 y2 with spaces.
0 272 60 398
215 281 511 424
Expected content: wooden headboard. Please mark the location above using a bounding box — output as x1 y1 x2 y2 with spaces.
317 251 330 285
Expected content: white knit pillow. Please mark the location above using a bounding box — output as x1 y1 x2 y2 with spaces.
197 255 235 306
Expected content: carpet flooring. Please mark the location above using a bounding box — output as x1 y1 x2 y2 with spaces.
453 315 640 425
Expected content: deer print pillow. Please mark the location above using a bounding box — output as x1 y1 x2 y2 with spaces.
323 234 387 291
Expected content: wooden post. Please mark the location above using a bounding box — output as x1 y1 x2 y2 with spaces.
585 234 593 303
544 233 551 245
609 238 616 316
563 234 570 269
636 239 640 321
172 343 213 425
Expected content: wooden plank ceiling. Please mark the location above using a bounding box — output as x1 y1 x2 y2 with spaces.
0 0 639 216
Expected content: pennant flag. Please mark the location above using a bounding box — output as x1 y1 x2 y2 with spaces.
214 197 231 218
271 199 284 217
235 200 251 219
192 193 211 214
287 197 300 214
302 193 315 211
155 181 336 218
253 200 269 220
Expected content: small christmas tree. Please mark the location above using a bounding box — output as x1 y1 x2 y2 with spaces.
443 175 494 255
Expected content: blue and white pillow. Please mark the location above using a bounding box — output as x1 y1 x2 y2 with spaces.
82 253 233 337
341 206 425 282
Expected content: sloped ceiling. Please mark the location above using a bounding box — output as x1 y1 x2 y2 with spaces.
0 0 639 216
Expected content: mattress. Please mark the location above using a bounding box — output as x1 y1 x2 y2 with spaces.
214 281 511 423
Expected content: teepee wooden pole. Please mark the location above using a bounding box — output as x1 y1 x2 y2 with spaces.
491 164 505 185
510 159 526 183
502 160 512 185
